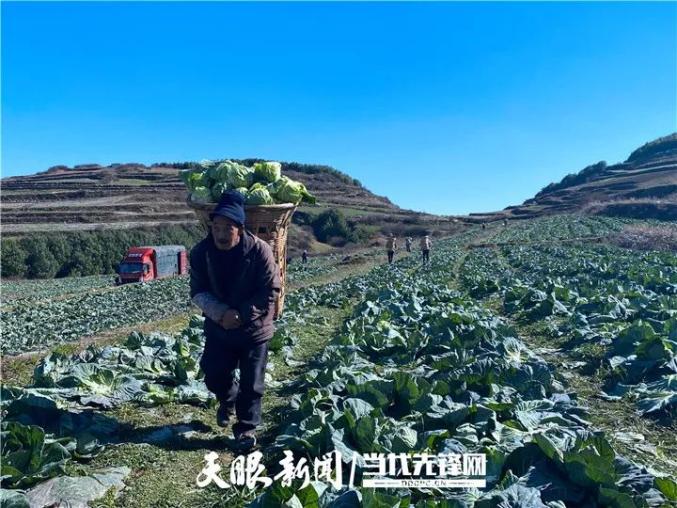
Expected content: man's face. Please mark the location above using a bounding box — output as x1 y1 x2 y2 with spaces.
212 216 241 250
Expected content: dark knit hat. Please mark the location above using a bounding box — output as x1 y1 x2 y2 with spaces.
210 190 246 226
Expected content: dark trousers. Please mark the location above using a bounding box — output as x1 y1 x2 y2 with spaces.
422 250 430 263
387 250 394 264
200 330 268 436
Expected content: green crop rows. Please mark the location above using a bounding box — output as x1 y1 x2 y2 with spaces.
460 238 677 420
490 216 636 244
1 274 116 306
1 215 676 507
1 277 192 354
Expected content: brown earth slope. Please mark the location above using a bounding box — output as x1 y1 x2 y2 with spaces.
1 161 461 242
2 134 675 240
465 133 677 223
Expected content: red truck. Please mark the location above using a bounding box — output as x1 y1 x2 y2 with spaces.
116 245 188 285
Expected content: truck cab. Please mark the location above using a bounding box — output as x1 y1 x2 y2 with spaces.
116 247 156 284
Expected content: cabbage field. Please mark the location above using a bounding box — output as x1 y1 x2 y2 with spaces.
1 215 676 508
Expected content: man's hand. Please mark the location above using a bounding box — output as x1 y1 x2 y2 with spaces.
220 309 242 330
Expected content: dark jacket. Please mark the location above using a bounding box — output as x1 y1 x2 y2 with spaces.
190 231 281 343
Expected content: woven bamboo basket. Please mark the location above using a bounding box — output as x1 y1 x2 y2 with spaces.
187 198 296 319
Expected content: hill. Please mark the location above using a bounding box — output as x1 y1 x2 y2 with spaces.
2 133 675 253
1 160 461 257
466 133 677 223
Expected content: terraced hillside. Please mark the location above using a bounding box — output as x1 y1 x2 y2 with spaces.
468 133 677 223
3 134 674 248
1 162 458 238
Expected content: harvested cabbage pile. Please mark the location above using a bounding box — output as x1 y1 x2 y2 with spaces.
180 160 316 206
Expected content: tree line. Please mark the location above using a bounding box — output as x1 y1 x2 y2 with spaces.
1 224 206 279
1 208 384 279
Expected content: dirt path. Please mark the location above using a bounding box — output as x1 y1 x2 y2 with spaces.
449 226 501 288
87 296 353 507
2 256 377 507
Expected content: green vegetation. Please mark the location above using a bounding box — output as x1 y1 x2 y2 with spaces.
536 161 608 197
490 214 633 243
240 159 363 188
461 217 677 421
1 224 206 279
1 277 191 354
311 209 358 244
294 209 373 246
182 160 316 206
1 269 374 506
159 158 363 188
257 254 674 505
1 274 114 304
627 132 677 163
2 215 675 507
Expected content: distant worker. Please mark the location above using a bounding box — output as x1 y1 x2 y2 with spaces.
420 235 432 264
386 234 397 264
482 223 486 230
405 237 413 253
503 218 508 227
302 249 308 264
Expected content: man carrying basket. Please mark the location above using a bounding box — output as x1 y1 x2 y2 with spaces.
189 190 280 450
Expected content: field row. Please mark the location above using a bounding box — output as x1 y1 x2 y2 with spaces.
1 216 675 507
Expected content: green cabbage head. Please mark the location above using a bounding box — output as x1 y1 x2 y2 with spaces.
180 170 209 192
273 176 316 205
226 163 254 188
253 161 281 184
208 162 231 183
246 183 274 205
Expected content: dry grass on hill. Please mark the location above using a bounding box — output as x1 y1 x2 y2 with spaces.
609 223 677 251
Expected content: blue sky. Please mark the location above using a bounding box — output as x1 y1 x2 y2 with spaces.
2 2 675 215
